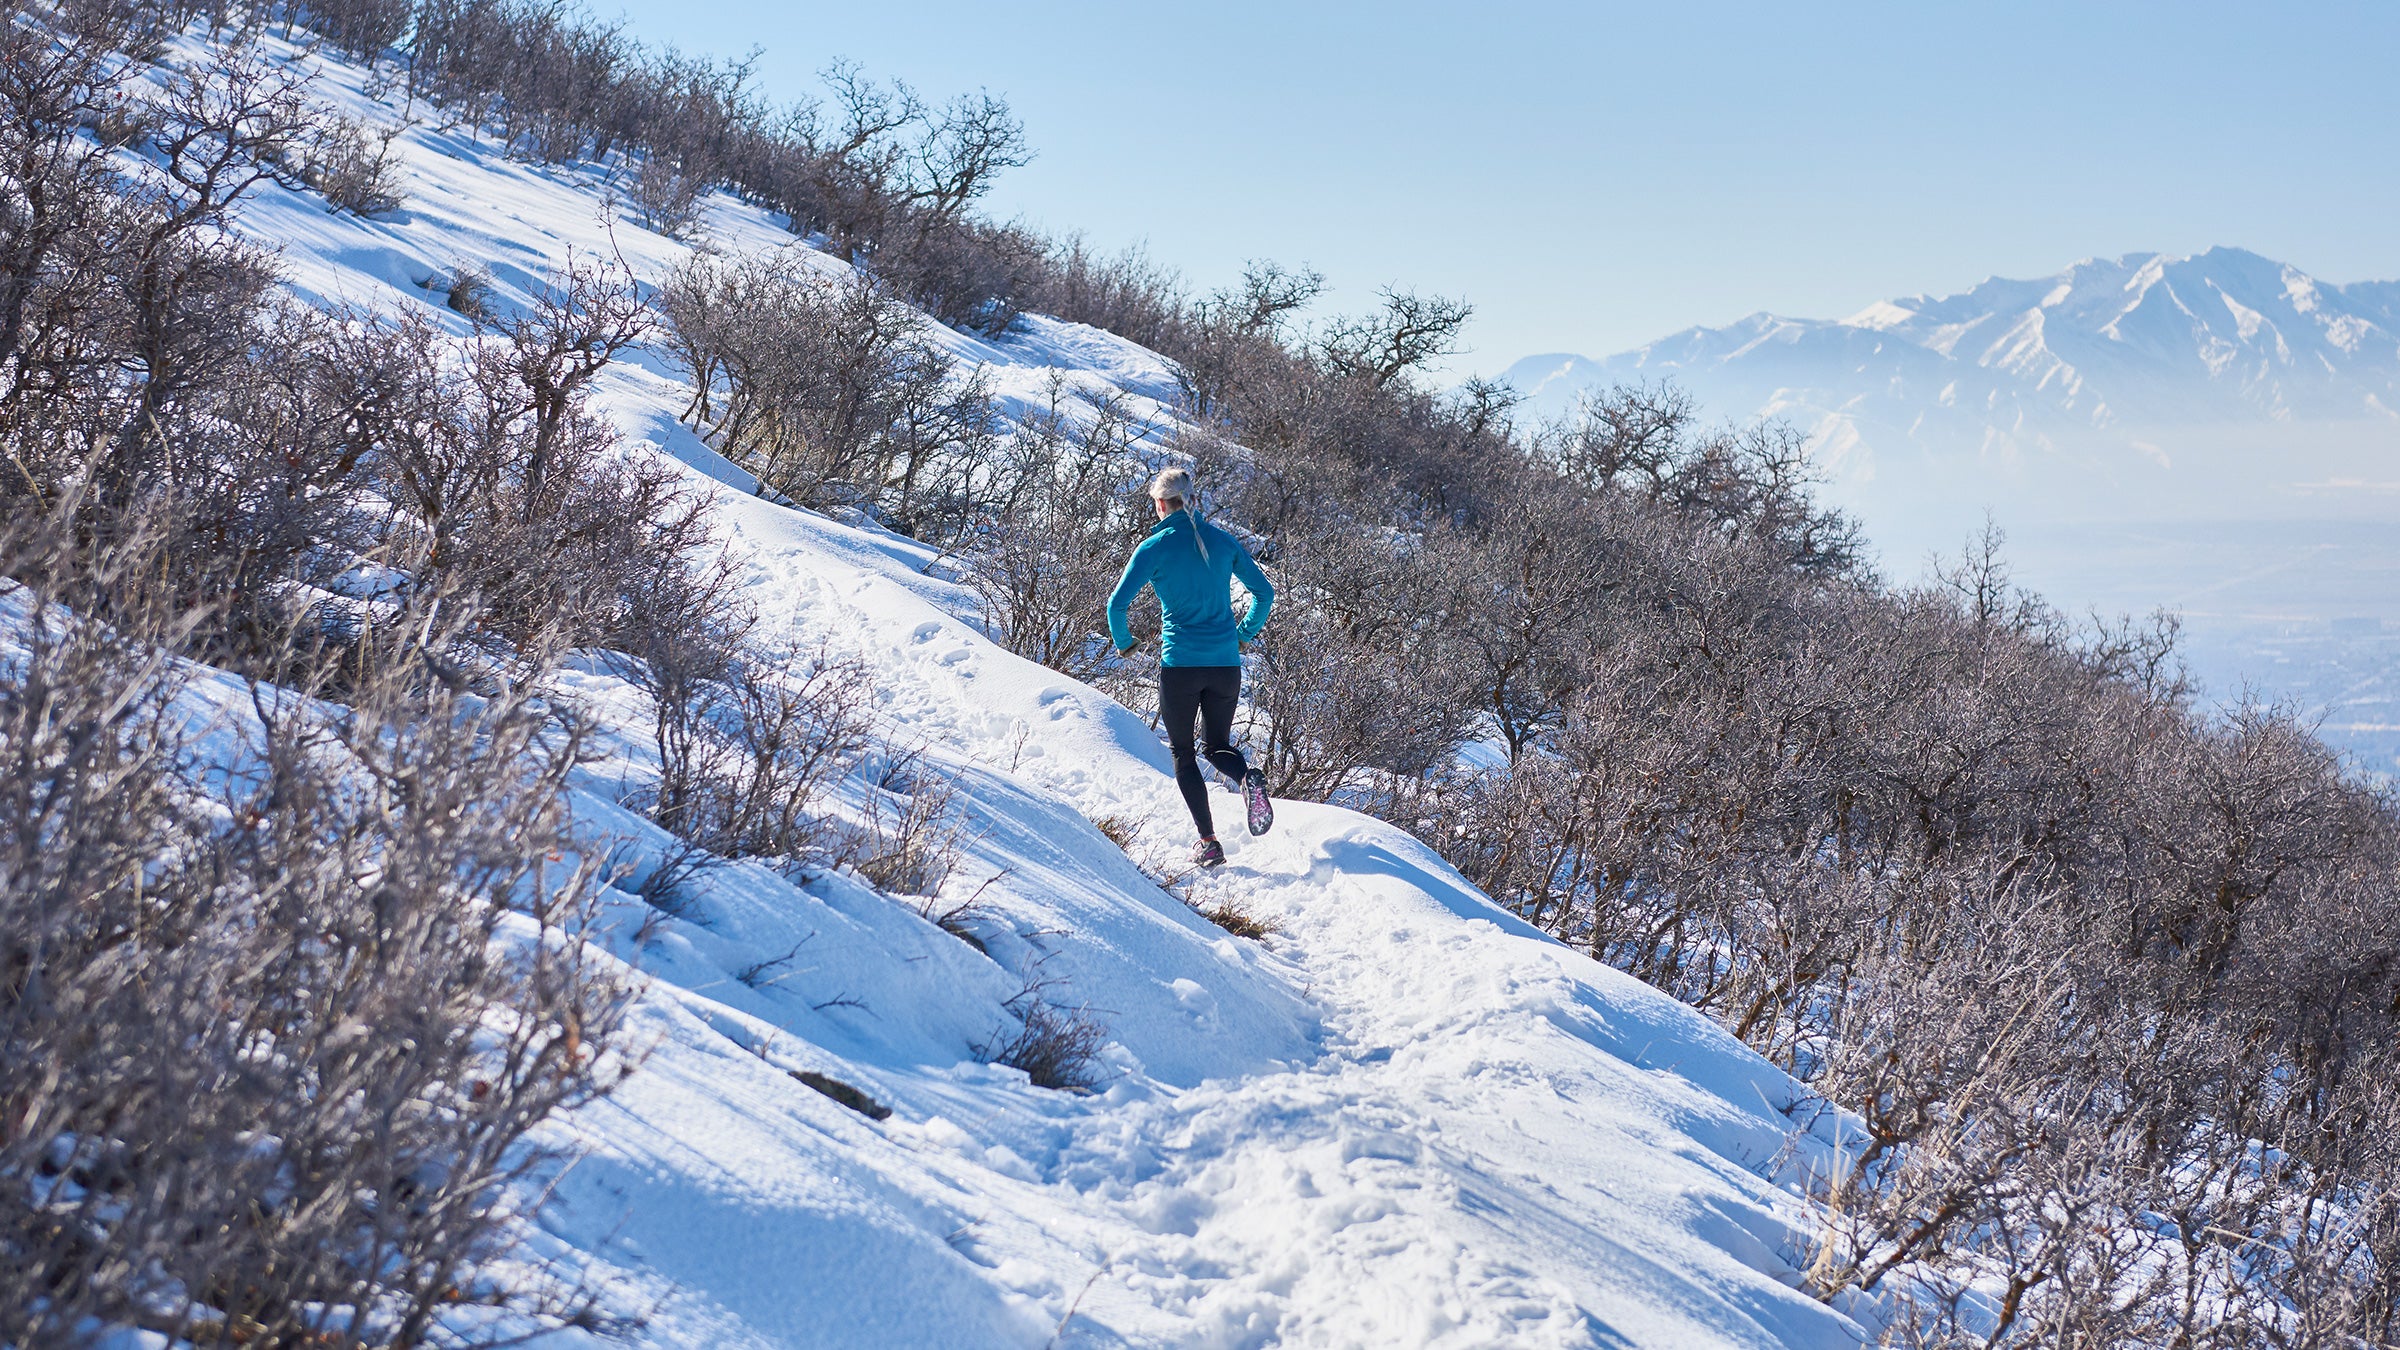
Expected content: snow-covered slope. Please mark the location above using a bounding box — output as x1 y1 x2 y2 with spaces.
532 504 1864 1349
1504 249 2400 564
191 38 1879 1348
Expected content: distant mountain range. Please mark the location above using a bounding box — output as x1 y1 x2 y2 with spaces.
1504 248 2400 561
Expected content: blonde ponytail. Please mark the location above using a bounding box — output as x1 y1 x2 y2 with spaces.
1149 466 1208 562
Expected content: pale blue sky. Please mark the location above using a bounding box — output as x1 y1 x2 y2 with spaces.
605 1 2400 377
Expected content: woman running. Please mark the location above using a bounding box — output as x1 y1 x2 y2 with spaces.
1107 467 1275 867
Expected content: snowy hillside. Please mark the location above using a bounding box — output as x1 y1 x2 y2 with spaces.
170 37 1876 1349
1505 249 2400 559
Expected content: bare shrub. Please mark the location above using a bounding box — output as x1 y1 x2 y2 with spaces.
301 0 414 61
0 20 312 518
1444 475 1620 760
1242 518 1478 811
354 265 719 655
1022 234 1187 350
916 874 1001 955
843 748 963 896
303 111 405 217
794 66 1037 329
0 22 752 1344
981 995 1109 1092
658 249 997 531
0 523 624 1347
1535 382 1861 574
960 375 1154 680
440 262 496 319
633 839 722 919
0 26 469 673
376 1 1047 323
640 644 874 861
478 252 653 507
1421 507 2400 1338
1170 260 1325 421
626 148 708 239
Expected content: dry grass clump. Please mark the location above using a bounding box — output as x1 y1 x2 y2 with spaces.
1197 894 1281 942
1089 811 1143 851
980 996 1109 1092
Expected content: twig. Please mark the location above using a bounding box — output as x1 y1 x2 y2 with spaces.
1046 1269 1103 1349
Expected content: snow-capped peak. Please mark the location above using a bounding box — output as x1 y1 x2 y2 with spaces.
1502 248 2400 564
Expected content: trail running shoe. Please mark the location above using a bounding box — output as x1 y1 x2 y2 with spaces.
1191 837 1226 868
1242 769 1274 837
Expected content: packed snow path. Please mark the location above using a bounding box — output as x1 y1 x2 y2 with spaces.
178 37 1876 1344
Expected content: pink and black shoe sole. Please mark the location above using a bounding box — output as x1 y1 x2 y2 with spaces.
1242 770 1274 837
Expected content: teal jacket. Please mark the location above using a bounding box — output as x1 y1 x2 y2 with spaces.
1108 511 1274 668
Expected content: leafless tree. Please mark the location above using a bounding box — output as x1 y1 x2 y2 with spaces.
1321 287 1472 386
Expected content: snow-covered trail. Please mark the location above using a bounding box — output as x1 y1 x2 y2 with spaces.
1036 818 1844 1349
530 489 1866 1349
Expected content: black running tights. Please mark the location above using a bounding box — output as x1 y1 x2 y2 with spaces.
1159 664 1247 839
